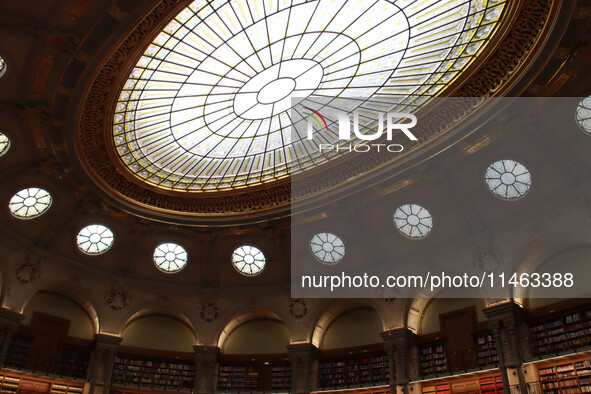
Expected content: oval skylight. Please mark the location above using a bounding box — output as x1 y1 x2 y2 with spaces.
153 242 188 273
77 224 114 255
9 188 52 219
485 159 531 200
113 0 506 192
232 245 266 276
0 132 10 157
393 203 433 239
310 232 345 264
0 56 6 79
576 96 591 134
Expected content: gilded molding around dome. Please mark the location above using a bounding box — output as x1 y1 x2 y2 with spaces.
76 0 555 220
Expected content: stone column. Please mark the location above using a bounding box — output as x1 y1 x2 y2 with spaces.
288 343 319 394
0 308 25 366
381 328 417 394
193 345 219 394
87 334 123 394
483 302 528 394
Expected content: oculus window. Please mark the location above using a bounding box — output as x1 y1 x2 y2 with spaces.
485 159 531 200
9 188 52 219
0 132 9 157
310 232 345 264
113 0 507 192
576 96 591 135
77 224 114 255
393 203 432 239
153 242 188 273
0 56 6 78
232 245 266 276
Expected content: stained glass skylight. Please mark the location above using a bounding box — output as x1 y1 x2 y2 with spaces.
114 0 506 191
485 159 531 200
576 96 591 135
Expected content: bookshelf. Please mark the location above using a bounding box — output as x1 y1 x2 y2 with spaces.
421 383 450 393
475 333 498 367
4 332 32 368
111 354 195 390
55 342 91 379
479 376 503 394
319 353 388 389
536 358 591 393
419 343 447 376
529 307 591 356
0 373 84 394
271 363 292 391
217 364 260 391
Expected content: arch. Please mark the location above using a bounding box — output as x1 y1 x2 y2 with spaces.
406 288 493 334
311 300 385 348
20 282 100 336
120 301 197 340
511 233 589 304
217 308 285 349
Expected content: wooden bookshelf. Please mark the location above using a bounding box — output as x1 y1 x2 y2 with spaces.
217 364 260 391
4 331 32 369
0 373 84 394
419 342 447 376
536 358 591 393
475 332 498 367
270 363 292 391
318 346 388 389
421 383 450 393
529 306 591 356
479 375 503 393
111 351 195 391
55 340 91 379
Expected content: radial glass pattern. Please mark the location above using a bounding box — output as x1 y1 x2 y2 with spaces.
310 232 345 264
232 245 266 276
0 132 9 157
9 188 52 219
77 224 114 255
114 0 506 191
576 96 591 134
485 159 531 200
0 57 6 78
153 242 188 273
393 203 432 239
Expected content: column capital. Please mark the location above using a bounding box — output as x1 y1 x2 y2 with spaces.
381 328 417 349
483 301 525 329
93 333 123 348
288 342 319 358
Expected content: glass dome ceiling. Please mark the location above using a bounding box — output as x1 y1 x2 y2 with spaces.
113 0 506 192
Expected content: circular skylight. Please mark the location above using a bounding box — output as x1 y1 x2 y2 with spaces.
393 204 432 239
232 245 265 276
485 159 531 200
9 188 52 219
113 0 506 192
76 224 114 255
0 57 6 78
310 232 345 264
0 132 10 157
153 242 188 273
576 96 591 134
